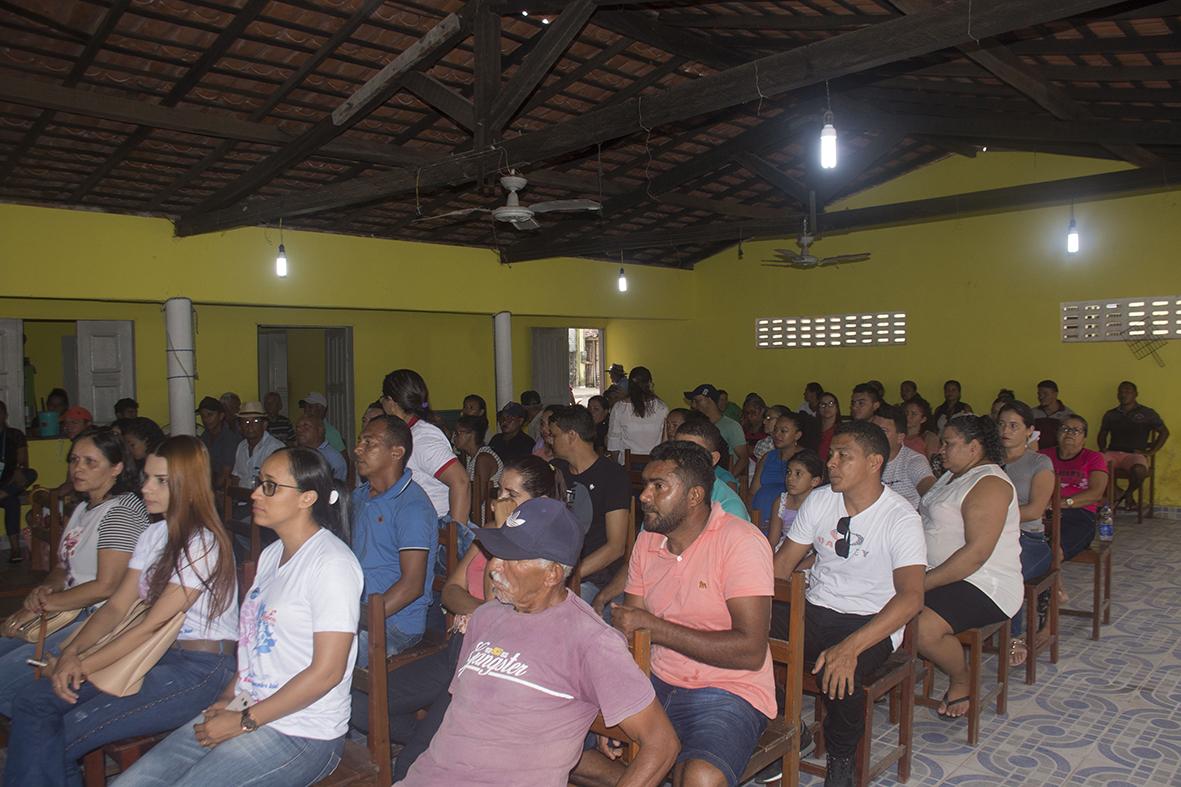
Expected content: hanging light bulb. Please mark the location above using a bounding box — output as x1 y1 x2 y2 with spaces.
1066 217 1079 254
820 110 838 170
617 267 628 293
275 243 288 277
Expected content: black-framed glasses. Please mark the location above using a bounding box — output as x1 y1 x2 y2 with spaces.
834 516 852 559
1059 426 1085 435
253 476 300 496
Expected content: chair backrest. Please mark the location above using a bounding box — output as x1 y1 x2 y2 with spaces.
771 572 806 729
1105 460 1116 506
605 449 620 464
29 487 64 570
1033 417 1060 449
586 628 652 762
237 560 256 603
751 509 763 533
1047 482 1062 572
622 450 649 494
222 484 260 562
437 519 459 593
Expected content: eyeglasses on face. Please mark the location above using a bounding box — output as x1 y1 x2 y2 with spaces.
1059 426 1085 435
835 516 852 559
819 401 838 409
240 418 265 426
253 476 300 496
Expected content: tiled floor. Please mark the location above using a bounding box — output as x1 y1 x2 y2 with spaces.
751 512 1181 787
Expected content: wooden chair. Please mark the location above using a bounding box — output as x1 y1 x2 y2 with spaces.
802 618 918 787
587 628 652 763
338 520 460 786
221 483 261 562
27 487 64 572
916 621 1009 746
1021 484 1062 685
1061 463 1114 641
585 573 806 787
621 450 649 495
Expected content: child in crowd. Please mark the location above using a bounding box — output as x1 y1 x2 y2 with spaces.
767 449 826 551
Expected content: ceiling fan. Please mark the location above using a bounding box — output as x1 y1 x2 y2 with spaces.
414 171 602 231
760 217 872 269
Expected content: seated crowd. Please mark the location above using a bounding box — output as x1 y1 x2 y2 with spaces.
0 369 1169 787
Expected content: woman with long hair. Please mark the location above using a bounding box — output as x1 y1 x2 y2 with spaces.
381 369 470 528
903 397 940 458
5 436 237 786
586 395 610 454
816 391 841 461
748 412 806 528
116 448 363 786
121 417 167 476
916 415 1022 719
0 428 148 715
606 366 668 455
357 455 564 782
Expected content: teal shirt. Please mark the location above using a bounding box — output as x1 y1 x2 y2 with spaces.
324 420 346 452
715 415 746 460
713 477 750 521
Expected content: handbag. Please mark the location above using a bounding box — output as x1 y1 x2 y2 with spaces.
1 607 81 643
60 599 186 697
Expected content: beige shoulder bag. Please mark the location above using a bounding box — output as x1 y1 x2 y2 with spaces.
61 600 186 697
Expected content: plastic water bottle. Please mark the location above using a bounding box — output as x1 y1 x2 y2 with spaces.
1098 504 1114 542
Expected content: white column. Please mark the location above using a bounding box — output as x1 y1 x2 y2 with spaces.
164 297 196 436
493 311 513 409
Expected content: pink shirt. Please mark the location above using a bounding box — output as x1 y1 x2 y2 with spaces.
626 502 776 718
464 548 488 601
1041 447 1108 513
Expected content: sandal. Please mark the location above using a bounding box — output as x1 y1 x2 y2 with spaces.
1009 637 1028 667
938 692 971 719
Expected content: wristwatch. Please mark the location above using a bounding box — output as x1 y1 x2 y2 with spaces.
1065 497 1074 508
240 708 259 733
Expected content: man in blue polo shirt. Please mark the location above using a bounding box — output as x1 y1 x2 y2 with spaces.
351 414 438 666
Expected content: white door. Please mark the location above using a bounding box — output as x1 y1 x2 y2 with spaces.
76 320 135 426
531 328 570 406
324 327 354 447
0 319 25 431
257 330 289 415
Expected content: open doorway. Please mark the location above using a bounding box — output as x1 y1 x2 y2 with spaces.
531 327 602 406
257 326 355 446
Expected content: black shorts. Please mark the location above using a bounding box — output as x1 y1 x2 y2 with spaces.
924 579 1009 634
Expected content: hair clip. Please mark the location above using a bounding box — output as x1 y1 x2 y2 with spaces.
329 489 340 505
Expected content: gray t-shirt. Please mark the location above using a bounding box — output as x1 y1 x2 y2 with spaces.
1003 450 1055 533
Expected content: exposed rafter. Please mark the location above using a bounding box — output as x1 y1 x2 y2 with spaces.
657 12 898 30
175 0 1122 236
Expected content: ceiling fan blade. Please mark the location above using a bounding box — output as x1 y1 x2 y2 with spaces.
760 262 800 268
413 207 490 223
819 253 872 265
511 217 541 230
529 199 602 214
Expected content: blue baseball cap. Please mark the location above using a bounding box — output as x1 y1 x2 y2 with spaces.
684 383 720 402
475 498 584 567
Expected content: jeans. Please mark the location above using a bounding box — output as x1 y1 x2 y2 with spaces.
0 610 91 717
803 602 894 759
1060 508 1097 562
4 648 234 787
4 468 38 540
349 632 464 782
112 716 344 787
1012 531 1053 637
578 581 622 625
356 621 421 668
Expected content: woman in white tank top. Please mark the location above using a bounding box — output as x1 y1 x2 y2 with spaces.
916 414 1021 719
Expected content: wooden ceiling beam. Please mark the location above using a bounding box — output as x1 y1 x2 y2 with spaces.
890 0 1161 168
500 162 1181 262
735 153 813 206
656 12 898 31
591 10 746 69
402 72 476 132
473 0 501 153
175 0 1125 236
185 6 472 214
488 0 596 133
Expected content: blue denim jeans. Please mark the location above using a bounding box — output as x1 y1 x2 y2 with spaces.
1012 531 1053 637
356 622 421 668
112 716 345 787
4 647 234 787
0 610 91 717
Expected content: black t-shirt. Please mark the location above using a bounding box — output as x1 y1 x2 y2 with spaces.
1101 405 1165 452
488 431 536 464
1 427 27 486
552 456 631 588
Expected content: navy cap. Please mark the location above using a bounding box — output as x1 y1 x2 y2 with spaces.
196 396 223 413
683 383 719 402
498 402 528 419
475 498 584 567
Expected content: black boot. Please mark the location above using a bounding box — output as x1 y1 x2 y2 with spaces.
825 753 855 787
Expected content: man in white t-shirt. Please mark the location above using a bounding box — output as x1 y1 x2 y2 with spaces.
773 420 926 787
872 405 936 510
231 402 286 489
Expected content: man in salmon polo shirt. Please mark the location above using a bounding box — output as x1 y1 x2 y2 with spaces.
576 440 775 787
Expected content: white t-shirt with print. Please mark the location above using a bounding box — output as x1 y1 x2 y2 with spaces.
881 445 934 510
237 528 364 740
407 418 459 520
128 521 239 641
59 493 148 591
788 484 926 649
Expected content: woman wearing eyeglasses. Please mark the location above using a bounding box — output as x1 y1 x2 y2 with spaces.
115 448 363 787
1040 415 1108 562
816 392 841 461
916 415 1022 720
5 436 237 786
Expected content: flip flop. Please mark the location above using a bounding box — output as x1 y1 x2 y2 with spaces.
937 692 971 719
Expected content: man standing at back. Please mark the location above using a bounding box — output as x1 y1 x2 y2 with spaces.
352 415 438 663
197 395 241 492
773 421 926 787
579 441 775 787
685 383 748 476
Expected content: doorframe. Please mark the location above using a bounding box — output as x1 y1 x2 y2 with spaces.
256 324 355 445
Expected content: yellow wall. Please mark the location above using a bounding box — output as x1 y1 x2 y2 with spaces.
22 319 75 410
282 328 326 411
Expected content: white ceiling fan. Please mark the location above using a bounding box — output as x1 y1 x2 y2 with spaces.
762 192 871 269
414 171 602 231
